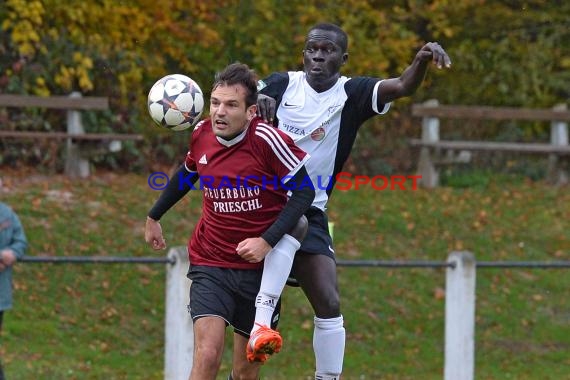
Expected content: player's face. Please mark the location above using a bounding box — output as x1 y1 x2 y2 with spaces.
210 84 257 140
303 29 348 92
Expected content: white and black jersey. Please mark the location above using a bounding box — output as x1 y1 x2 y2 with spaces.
259 71 390 211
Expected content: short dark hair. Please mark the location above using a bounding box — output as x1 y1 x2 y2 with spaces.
308 23 348 53
213 62 258 107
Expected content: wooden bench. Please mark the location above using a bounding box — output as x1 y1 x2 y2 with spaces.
409 100 570 187
0 93 143 177
409 140 570 155
0 130 144 142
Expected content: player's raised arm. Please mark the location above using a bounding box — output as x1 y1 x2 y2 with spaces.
378 42 452 104
145 165 199 250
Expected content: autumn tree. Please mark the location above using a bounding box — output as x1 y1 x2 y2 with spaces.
1 0 568 172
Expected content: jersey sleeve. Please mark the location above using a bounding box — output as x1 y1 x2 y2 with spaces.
184 149 196 172
258 72 290 104
253 123 309 183
345 76 391 119
184 121 205 172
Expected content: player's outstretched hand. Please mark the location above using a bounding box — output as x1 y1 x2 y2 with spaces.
417 42 452 69
145 217 166 250
256 94 276 124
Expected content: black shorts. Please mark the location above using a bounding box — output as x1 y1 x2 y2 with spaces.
298 207 335 260
187 265 281 337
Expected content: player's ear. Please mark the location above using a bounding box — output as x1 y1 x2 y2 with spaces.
341 53 348 65
247 104 257 120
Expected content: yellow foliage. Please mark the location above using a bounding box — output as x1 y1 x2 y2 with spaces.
55 66 73 91
34 77 50 97
4 0 45 58
1 0 565 119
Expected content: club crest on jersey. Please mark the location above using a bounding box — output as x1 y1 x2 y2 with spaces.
310 127 325 141
198 154 208 164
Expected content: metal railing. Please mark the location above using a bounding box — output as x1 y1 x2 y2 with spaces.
19 251 569 380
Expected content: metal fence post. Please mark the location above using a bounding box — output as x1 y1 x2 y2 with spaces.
164 247 193 380
417 99 440 188
444 251 476 380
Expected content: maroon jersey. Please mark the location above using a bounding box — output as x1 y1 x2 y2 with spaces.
185 116 309 269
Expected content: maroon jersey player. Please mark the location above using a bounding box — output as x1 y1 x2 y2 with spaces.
145 62 315 380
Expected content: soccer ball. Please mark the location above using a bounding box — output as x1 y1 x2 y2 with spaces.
148 74 204 131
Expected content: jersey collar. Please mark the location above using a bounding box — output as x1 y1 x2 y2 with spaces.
215 121 250 147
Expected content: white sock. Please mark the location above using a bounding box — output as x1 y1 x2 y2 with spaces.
314 315 345 379
252 234 300 333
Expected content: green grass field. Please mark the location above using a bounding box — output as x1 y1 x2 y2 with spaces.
0 170 568 379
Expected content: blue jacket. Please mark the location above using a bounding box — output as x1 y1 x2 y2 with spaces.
0 202 28 311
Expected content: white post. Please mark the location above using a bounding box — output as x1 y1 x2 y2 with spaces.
547 104 569 185
417 99 440 188
444 251 476 380
164 247 194 380
65 91 90 178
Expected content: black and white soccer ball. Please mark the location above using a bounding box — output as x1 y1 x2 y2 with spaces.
148 74 204 131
